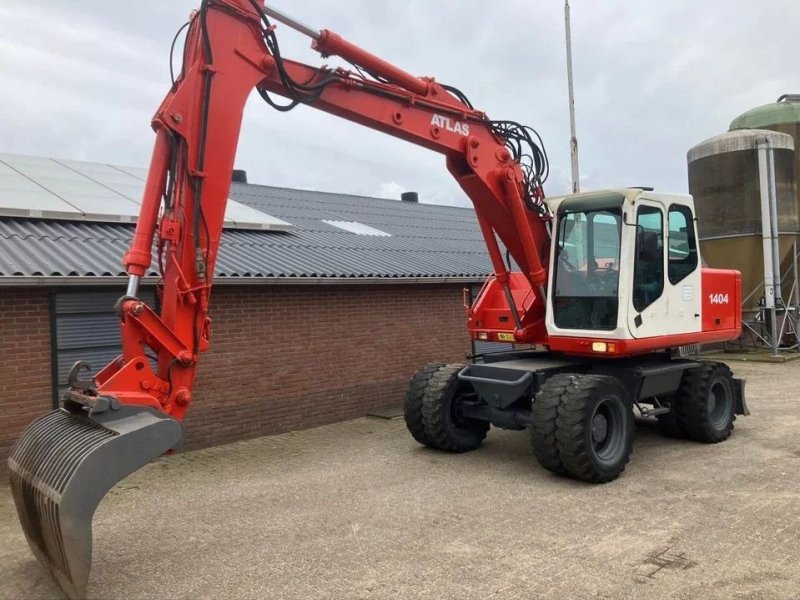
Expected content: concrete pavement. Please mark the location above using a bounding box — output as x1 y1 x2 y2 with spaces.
1 360 799 599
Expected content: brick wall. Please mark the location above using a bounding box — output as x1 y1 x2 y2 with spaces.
0 284 471 473
186 284 471 449
0 289 52 478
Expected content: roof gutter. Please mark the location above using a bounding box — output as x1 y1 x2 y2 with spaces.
0 275 488 288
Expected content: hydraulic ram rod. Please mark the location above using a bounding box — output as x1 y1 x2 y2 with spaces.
264 6 320 40
264 4 429 95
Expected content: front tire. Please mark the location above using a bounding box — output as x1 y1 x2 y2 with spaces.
530 374 575 474
419 364 489 452
677 362 736 443
555 375 634 483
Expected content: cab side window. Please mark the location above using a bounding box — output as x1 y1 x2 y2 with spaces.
633 206 664 312
667 204 698 284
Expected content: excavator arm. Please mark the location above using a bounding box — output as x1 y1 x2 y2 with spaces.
8 1 553 597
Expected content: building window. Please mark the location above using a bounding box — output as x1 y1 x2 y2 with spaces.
667 204 698 284
633 206 664 312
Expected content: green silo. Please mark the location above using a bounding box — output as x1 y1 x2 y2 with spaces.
731 94 800 212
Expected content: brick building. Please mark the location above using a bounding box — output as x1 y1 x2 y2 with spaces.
0 154 498 474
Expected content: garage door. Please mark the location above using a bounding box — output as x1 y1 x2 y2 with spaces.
53 289 155 403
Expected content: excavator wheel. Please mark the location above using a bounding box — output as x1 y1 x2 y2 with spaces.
8 402 183 600
530 373 575 474
554 374 634 483
676 362 736 443
409 363 489 452
403 362 445 446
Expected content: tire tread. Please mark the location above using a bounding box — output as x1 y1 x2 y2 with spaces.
555 375 634 483
420 364 489 452
677 362 736 443
530 373 575 474
403 362 445 446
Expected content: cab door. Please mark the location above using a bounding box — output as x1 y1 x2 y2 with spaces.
664 200 702 334
626 199 702 338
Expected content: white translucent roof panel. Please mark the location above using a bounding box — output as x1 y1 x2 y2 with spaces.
225 199 293 231
322 220 392 237
0 154 294 230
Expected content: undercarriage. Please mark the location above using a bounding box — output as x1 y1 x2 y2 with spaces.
404 350 748 483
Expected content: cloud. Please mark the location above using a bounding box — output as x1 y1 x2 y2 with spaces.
0 0 797 207
373 182 406 200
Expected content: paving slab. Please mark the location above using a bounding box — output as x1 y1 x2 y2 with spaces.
1 361 799 600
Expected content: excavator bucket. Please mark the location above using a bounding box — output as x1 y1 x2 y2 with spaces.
8 402 183 600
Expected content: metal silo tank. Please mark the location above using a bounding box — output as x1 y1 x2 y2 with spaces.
687 129 797 310
730 94 800 206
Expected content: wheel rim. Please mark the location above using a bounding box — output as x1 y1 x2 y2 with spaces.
590 397 625 464
707 380 731 429
449 385 478 427
591 413 608 443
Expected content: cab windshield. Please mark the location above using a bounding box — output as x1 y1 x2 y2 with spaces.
553 208 622 330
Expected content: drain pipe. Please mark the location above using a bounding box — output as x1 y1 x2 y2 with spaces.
767 137 785 354
757 137 780 355
766 138 782 309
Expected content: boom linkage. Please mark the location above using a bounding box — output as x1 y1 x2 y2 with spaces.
18 0 554 428
100 0 552 421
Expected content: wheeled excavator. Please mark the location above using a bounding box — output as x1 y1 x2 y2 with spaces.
8 1 748 598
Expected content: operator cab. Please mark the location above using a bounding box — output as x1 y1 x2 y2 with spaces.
467 187 739 355
546 188 703 345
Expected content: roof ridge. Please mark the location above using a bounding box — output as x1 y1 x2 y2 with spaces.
231 182 475 212
222 240 481 254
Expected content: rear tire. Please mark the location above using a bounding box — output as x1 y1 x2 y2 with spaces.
404 362 445 446
530 374 575 474
420 364 489 452
677 362 736 443
555 375 634 483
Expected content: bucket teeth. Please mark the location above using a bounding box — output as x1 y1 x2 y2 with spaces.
8 405 183 600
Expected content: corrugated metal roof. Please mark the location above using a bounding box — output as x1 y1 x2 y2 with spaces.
0 160 493 283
